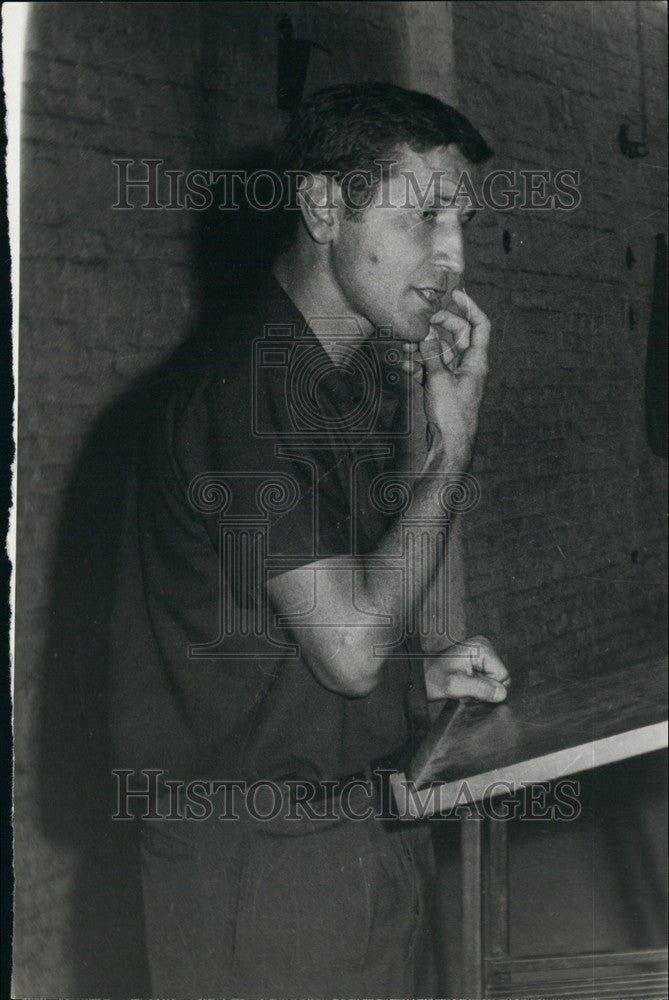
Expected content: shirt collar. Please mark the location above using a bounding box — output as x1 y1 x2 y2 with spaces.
263 275 405 415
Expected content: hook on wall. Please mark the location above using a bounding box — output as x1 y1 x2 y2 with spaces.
618 124 648 159
277 15 331 113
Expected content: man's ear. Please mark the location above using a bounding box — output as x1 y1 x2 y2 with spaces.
297 173 341 244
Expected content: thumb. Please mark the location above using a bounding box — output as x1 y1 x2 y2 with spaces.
418 330 443 375
446 672 508 703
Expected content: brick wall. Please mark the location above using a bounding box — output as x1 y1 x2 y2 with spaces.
13 1 667 995
443 4 667 984
16 5 203 994
452 0 667 684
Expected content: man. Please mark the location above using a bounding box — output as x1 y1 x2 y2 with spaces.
110 82 510 998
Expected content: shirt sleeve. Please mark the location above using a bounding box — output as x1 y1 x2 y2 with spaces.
160 363 354 610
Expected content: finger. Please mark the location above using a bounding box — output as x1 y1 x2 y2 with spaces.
460 636 510 683
443 672 508 703
423 327 459 369
430 314 471 365
453 320 471 353
418 330 445 374
476 650 510 684
451 288 490 375
401 358 424 383
429 309 471 340
437 340 458 368
442 325 470 364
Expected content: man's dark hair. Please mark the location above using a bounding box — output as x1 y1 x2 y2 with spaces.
273 82 494 243
278 82 493 175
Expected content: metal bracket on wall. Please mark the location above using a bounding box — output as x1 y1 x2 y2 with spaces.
277 14 331 112
619 2 650 159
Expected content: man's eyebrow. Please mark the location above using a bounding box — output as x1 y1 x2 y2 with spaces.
419 187 482 208
433 192 459 206
461 207 479 225
422 198 482 218
425 184 463 205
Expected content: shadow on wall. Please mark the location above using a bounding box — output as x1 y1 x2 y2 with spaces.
37 386 152 997
194 144 294 328
36 145 281 996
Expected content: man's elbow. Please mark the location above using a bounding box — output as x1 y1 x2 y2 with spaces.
324 670 378 698
334 670 378 698
316 639 382 698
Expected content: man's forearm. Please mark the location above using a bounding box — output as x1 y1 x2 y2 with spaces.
267 442 460 697
360 441 456 617
323 442 463 694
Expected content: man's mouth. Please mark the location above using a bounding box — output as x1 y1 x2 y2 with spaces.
414 287 446 308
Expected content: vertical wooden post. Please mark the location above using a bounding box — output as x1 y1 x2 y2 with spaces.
397 1 457 103
487 817 510 959
461 813 484 998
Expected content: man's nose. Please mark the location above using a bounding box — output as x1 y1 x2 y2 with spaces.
432 224 465 274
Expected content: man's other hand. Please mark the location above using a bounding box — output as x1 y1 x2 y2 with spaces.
424 635 510 703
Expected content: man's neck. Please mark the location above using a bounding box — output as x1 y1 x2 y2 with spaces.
272 250 370 364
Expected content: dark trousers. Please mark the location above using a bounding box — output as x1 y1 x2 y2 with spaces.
141 813 437 998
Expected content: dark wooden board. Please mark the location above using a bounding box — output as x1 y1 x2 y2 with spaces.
408 657 668 790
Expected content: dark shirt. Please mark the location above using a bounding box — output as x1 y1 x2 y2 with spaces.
110 277 429 789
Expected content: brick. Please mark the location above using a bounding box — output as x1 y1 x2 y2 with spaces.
14 2 668 993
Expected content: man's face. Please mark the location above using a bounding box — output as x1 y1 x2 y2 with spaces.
329 144 477 342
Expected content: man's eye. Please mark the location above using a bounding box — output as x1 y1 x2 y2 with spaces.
417 209 438 221
461 211 478 228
